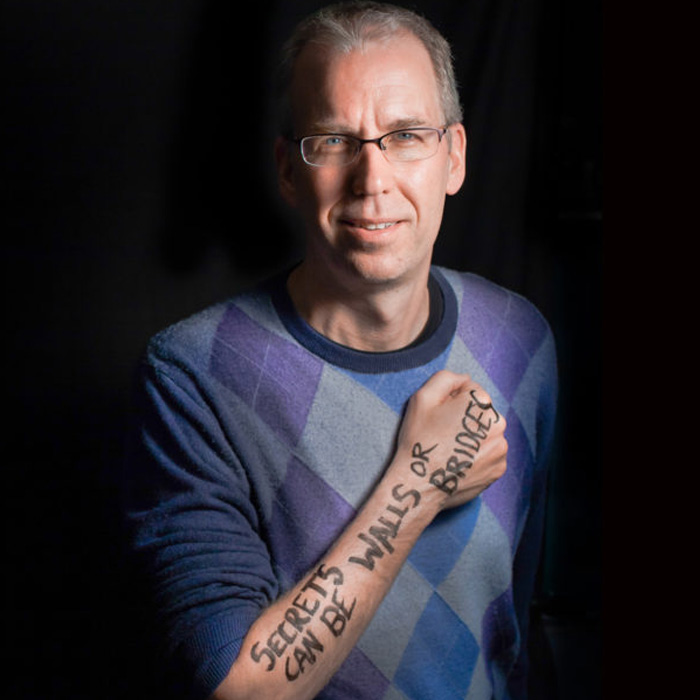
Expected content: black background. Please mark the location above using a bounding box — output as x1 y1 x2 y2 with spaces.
4 1 601 697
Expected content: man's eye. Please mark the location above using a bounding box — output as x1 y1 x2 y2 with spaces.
322 136 347 147
390 131 425 146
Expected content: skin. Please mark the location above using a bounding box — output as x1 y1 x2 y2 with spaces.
209 32 504 700
275 32 467 351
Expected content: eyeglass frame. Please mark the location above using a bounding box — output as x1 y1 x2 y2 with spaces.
290 126 450 167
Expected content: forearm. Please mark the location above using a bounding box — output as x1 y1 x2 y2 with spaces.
211 371 507 700
211 466 439 700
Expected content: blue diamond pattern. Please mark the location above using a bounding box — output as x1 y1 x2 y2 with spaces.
393 593 480 700
408 497 482 587
342 347 451 414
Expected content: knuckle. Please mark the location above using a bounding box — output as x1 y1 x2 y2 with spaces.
492 452 507 476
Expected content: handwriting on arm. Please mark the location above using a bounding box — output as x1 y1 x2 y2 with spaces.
248 391 500 683
250 564 356 681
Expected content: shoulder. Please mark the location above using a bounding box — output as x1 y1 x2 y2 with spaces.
143 279 282 376
436 266 553 346
145 300 230 372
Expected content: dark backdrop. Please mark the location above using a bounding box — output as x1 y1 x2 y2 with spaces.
4 1 601 698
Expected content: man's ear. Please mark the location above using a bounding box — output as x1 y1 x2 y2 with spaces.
445 124 467 196
275 136 297 207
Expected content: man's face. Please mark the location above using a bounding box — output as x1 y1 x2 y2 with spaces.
277 32 466 289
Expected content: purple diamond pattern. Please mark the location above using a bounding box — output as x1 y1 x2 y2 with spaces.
210 304 324 446
483 406 532 546
456 276 549 403
268 456 356 582
317 646 391 699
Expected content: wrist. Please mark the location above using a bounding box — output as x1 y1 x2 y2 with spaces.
382 450 444 526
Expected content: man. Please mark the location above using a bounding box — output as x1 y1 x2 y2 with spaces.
123 3 557 699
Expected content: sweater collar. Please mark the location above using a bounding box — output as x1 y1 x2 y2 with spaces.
270 266 457 374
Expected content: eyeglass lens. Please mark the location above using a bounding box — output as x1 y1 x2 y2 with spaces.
301 128 443 166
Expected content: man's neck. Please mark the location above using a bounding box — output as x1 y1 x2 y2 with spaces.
287 263 432 353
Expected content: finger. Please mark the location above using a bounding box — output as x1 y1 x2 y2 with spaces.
466 386 502 425
418 370 471 402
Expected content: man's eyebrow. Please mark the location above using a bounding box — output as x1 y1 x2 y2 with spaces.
385 117 430 131
305 117 431 135
304 121 349 134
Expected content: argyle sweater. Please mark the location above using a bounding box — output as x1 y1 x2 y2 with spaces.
124 266 558 700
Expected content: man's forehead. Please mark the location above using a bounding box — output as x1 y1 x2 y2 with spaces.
289 35 442 132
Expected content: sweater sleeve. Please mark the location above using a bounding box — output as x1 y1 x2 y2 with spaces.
123 342 279 699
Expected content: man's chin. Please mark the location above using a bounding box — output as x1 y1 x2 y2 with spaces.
337 252 422 289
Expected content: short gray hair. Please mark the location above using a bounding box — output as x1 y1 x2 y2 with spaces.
276 1 463 136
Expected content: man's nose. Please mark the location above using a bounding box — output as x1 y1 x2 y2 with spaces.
349 141 394 196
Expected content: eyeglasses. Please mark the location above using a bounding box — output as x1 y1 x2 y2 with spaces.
292 126 448 167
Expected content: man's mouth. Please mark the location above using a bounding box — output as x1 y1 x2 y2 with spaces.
343 220 399 231
362 222 397 231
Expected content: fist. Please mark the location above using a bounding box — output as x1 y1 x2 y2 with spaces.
395 371 508 511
